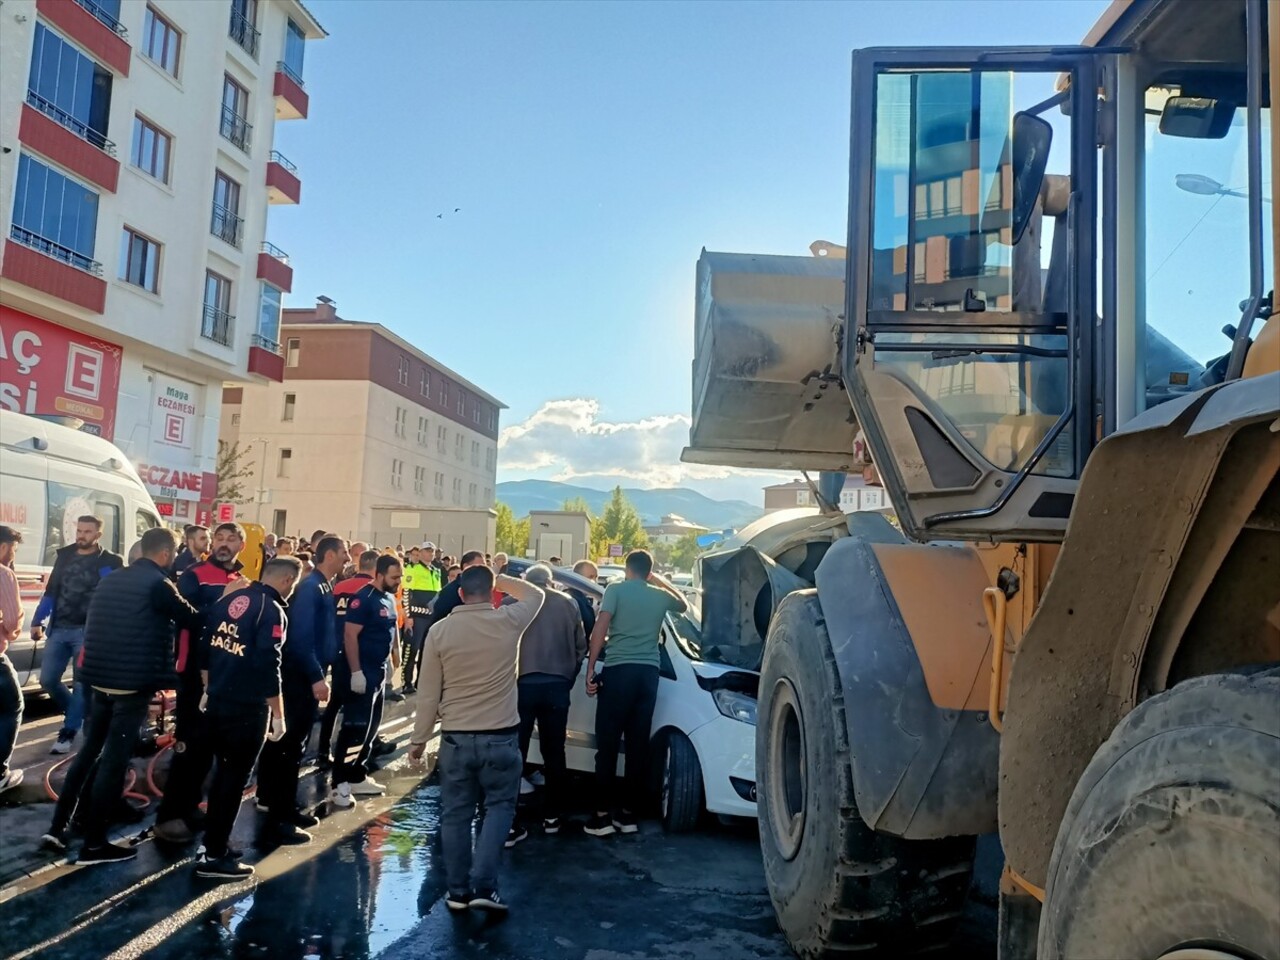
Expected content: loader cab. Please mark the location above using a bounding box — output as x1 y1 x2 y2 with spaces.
844 0 1271 543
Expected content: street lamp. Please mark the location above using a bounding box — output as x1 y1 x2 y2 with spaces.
1175 173 1269 202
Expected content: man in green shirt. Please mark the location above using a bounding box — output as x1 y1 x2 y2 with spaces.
583 549 687 836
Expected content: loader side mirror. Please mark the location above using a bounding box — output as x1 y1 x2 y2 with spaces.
1010 111 1053 245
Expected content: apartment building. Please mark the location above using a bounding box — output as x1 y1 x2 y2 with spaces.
220 298 505 555
763 476 890 514
0 0 325 523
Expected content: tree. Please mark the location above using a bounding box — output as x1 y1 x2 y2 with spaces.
561 496 594 516
216 440 256 504
494 501 528 556
668 532 702 573
592 486 650 560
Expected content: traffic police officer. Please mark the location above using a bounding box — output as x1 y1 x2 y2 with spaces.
401 542 441 693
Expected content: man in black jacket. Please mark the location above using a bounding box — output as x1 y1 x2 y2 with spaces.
425 551 486 630
196 557 301 880
40 528 203 863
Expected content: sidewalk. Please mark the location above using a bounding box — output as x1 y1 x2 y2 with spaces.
0 691 427 895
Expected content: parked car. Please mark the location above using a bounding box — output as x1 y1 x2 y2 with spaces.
506 559 758 831
593 563 627 587
0 412 162 690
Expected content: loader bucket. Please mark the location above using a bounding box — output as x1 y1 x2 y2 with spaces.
699 546 810 671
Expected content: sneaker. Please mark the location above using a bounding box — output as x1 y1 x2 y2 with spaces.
266 825 312 847
288 811 321 829
154 819 195 843
445 891 472 912
78 841 137 865
519 777 535 796
40 830 68 853
612 810 639 834
196 844 243 861
469 890 508 912
584 814 615 837
528 770 546 787
542 817 561 835
384 689 405 703
504 825 528 848
0 768 24 794
349 778 385 797
50 733 74 755
195 853 254 880
329 783 355 809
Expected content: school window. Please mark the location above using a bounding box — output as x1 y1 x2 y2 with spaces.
417 416 428 446
142 5 181 77
413 465 426 495
271 509 287 537
471 440 479 467
397 355 409 386
437 424 447 454
131 115 171 183
394 406 406 438
438 380 446 404
419 368 430 397
483 486 492 505
485 447 495 471
451 477 462 505
433 471 444 500
285 338 300 367
454 433 463 460
488 409 496 431
391 458 403 489
231 412 241 426
119 228 161 293
467 483 477 508
278 448 292 477
456 392 466 416
282 392 295 421
472 405 481 424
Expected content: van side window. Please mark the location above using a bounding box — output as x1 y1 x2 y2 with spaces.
136 511 160 538
43 482 125 563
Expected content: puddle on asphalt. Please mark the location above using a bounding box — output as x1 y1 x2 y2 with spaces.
209 784 444 959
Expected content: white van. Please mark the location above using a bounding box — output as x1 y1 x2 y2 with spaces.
0 412 162 690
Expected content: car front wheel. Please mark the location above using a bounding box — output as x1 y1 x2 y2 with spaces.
661 730 704 833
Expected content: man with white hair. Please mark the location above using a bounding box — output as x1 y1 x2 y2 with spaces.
507 563 587 844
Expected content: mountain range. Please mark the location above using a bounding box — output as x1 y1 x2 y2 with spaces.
495 479 761 531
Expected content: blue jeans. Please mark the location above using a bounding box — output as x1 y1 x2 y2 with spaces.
0 653 23 779
41 626 86 735
437 731 522 895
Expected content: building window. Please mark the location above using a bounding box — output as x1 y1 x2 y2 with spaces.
278 448 292 477
394 406 407 438
419 367 430 397
231 412 241 426
451 477 462 505
795 490 809 506
119 228 161 292
483 486 492 505
131 115 171 183
202 270 233 346
417 416 428 446
456 392 466 416
397 355 409 386
413 465 426 495
438 380 446 404
229 0 260 59
282 392 295 421
437 424 447 454
28 23 113 152
271 508 287 537
258 283 282 347
468 483 477 508
211 171 242 247
391 458 403 489
485 447 495 471
473 406 481 424
471 440 479 467
220 74 251 152
283 18 306 82
433 471 444 501
488 409 496 431
455 433 463 460
285 338 301 367
142 6 181 77
11 155 99 272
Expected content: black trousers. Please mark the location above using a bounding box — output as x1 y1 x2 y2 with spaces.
51 689 151 844
332 666 384 787
156 668 212 824
517 677 572 818
317 674 343 763
592 664 659 814
204 701 267 858
255 671 317 819
403 615 430 689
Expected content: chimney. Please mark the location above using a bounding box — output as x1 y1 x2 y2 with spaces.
315 295 337 322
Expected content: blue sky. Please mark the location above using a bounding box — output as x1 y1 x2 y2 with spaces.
271 0 1110 502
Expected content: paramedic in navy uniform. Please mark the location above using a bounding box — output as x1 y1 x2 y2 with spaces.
195 556 303 880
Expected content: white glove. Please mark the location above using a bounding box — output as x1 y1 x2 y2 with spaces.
268 714 286 742
198 692 209 713
349 670 367 696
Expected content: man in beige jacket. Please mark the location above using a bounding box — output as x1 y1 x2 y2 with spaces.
409 565 543 914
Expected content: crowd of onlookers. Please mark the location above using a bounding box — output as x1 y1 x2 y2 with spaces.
0 520 686 913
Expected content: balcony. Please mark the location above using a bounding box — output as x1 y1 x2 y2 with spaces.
201 304 235 347
248 334 285 381
266 151 301 204
219 105 253 153
273 62 309 120
257 242 293 293
36 0 130 76
19 100 119 192
228 9 260 59
3 225 107 313
210 204 243 248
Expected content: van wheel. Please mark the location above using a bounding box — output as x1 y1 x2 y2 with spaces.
661 731 703 833
1039 670 1280 959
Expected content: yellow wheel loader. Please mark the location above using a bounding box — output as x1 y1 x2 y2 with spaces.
684 0 1279 956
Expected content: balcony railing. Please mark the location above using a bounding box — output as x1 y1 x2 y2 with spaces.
219 105 252 152
26 91 116 156
268 150 297 174
9 224 103 275
260 241 290 262
201 304 234 346
228 9 260 58
74 0 128 38
251 333 283 354
210 204 244 247
276 60 304 87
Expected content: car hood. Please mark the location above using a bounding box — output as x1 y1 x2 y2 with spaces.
689 658 759 696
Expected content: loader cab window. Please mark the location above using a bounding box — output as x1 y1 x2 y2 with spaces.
1140 84 1273 409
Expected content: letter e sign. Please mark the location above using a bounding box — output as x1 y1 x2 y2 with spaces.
165 413 185 445
64 344 104 401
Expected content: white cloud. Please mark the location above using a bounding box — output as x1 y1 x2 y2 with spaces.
499 398 771 493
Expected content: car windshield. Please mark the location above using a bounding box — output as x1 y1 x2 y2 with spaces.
668 605 714 664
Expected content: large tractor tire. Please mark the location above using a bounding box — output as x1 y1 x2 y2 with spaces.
757 590 975 958
1040 670 1280 959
